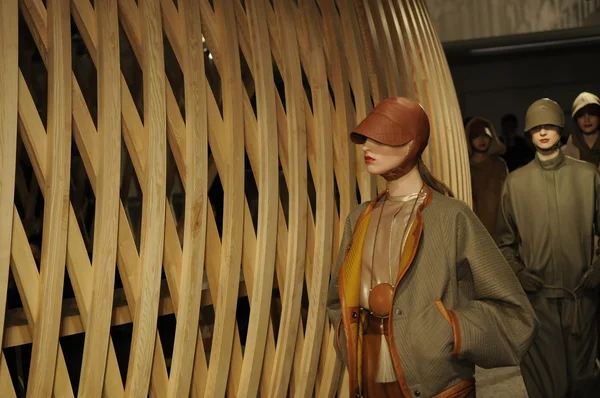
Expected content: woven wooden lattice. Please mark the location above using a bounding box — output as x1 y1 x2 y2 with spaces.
0 0 470 396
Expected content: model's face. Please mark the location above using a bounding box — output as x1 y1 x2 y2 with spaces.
361 137 412 175
471 134 491 153
530 125 561 150
576 105 600 134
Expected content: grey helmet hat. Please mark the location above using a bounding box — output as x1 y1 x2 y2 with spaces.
524 98 565 133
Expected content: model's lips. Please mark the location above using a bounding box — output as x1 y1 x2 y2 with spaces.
364 156 375 164
584 124 594 129
540 138 550 143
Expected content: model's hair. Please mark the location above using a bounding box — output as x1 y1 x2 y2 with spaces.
417 158 454 197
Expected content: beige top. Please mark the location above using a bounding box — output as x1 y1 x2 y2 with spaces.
360 190 426 309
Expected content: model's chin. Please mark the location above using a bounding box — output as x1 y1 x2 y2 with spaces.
535 143 554 150
365 163 390 176
365 163 380 174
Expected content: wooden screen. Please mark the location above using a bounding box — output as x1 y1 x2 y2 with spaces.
0 0 470 396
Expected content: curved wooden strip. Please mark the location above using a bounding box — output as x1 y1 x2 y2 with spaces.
367 0 401 96
124 0 167 395
0 2 19 394
10 207 73 398
237 0 279 396
315 1 356 394
0 0 18 361
266 1 308 396
335 0 375 202
403 0 457 192
295 1 334 396
319 0 356 219
352 0 385 104
203 0 245 396
18 61 125 395
26 0 72 395
78 0 121 395
166 0 208 395
413 0 471 203
0 357 16 397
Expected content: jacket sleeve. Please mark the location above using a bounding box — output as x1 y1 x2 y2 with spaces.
593 170 600 268
326 213 353 359
495 180 526 273
448 206 538 368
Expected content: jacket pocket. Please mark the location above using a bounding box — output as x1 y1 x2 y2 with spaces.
408 301 456 396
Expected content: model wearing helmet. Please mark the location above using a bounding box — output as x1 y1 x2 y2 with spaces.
465 117 508 235
327 97 537 397
497 98 600 397
562 92 600 166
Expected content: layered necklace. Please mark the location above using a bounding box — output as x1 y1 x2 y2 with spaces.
368 185 423 318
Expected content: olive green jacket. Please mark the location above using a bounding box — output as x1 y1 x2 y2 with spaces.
327 187 538 397
496 151 600 295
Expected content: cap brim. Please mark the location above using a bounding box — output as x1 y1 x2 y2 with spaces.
350 111 413 146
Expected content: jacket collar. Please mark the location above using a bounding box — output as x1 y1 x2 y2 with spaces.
535 149 565 170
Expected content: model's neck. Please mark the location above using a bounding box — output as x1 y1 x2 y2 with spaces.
471 152 489 163
583 130 598 148
386 166 423 196
536 148 560 161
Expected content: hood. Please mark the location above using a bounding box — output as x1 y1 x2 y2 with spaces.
572 92 600 119
465 116 505 157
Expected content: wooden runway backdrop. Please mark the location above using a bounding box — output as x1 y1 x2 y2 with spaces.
0 0 470 396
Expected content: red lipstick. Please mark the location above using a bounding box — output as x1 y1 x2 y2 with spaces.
540 138 549 143
364 156 375 164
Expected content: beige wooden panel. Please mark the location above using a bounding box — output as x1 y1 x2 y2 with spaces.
294 2 334 397
27 0 72 395
236 0 279 396
203 1 245 396
266 1 309 396
78 0 122 396
124 0 167 395
166 0 208 396
334 0 376 203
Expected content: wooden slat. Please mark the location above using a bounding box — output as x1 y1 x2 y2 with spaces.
367 0 401 96
10 205 74 397
0 0 19 361
18 67 125 396
334 0 375 202
266 1 308 396
203 0 245 396
353 0 386 104
314 1 354 395
124 0 167 395
27 0 72 395
294 1 334 396
78 0 122 396
0 357 16 397
70 3 172 395
3 284 176 348
19 1 156 395
0 1 19 392
166 0 208 396
236 0 279 396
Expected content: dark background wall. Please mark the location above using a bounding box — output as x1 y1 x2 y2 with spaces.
445 29 600 138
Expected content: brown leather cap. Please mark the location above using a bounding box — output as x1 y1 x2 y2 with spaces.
350 97 430 151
